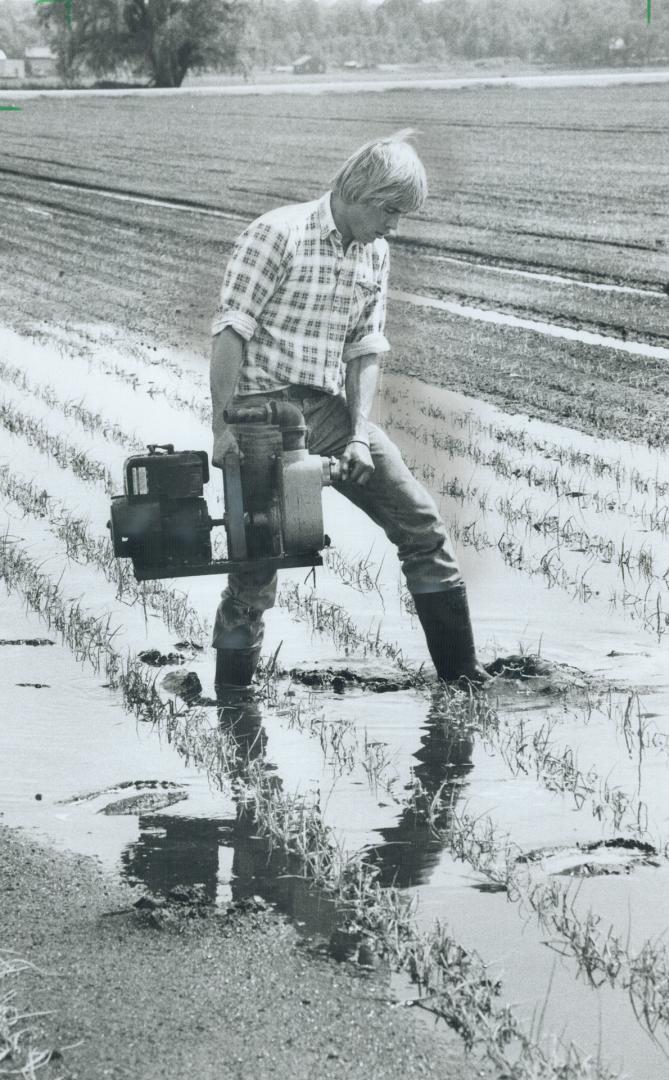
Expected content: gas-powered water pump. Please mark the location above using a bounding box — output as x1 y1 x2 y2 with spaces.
108 401 340 581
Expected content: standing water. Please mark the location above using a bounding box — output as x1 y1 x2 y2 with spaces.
1 325 669 1078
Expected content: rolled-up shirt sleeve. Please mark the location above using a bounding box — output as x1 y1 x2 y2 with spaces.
211 220 291 339
343 245 391 363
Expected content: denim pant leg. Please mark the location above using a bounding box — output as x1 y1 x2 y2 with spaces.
212 564 277 650
303 395 462 595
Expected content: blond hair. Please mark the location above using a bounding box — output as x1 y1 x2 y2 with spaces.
332 129 428 212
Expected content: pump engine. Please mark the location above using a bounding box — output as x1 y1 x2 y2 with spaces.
108 401 340 581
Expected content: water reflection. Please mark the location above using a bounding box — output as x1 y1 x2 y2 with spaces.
120 688 472 933
368 693 474 888
122 815 229 904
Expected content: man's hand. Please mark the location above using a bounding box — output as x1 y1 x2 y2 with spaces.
343 355 378 486
339 440 374 486
212 425 240 469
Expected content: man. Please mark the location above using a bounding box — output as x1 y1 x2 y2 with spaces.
210 131 490 691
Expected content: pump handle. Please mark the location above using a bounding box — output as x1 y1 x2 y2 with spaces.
146 443 175 455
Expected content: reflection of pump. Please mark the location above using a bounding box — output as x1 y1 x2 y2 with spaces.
108 402 340 581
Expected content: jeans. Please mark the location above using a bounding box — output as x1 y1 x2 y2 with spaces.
212 388 462 650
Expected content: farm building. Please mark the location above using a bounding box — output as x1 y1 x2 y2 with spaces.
0 49 26 78
24 46 57 77
292 54 325 74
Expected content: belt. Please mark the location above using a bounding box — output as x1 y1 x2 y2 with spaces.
237 385 328 403
284 385 328 400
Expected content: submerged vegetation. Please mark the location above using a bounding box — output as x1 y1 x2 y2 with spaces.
384 389 669 640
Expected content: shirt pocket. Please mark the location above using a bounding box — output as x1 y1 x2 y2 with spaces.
349 272 381 329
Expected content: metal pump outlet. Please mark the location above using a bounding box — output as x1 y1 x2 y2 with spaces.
108 401 340 581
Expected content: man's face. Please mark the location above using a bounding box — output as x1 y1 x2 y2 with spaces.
345 199 402 245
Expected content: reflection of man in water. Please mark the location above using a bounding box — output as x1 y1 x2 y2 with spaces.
121 699 268 904
122 693 473 912
121 700 339 927
370 692 474 888
122 815 223 903
210 131 490 692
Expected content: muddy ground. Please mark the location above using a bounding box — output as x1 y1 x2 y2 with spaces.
0 823 483 1080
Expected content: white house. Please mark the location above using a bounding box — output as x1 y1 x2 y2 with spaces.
25 46 57 77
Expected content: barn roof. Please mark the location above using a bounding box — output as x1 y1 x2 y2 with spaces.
25 46 56 59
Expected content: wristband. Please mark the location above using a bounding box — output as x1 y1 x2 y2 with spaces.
347 439 370 449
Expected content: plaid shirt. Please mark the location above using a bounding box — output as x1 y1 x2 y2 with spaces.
211 192 390 396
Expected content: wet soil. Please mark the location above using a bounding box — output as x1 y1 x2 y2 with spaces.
288 660 422 693
517 837 661 877
0 823 481 1080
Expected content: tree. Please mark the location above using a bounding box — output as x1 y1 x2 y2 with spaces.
39 0 247 87
0 0 43 57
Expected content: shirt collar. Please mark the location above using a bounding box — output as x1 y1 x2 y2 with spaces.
317 191 340 241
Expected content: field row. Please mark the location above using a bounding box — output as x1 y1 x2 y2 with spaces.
3 326 669 1071
3 348 669 1076
2 174 668 456
3 85 668 279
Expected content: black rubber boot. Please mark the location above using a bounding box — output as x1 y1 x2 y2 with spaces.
413 585 491 686
215 646 262 693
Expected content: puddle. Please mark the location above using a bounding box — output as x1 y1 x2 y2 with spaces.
3 323 669 1078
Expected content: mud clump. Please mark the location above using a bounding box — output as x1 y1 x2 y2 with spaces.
487 654 556 679
59 779 185 806
329 926 382 969
0 638 54 646
139 648 185 667
132 885 212 928
517 837 659 877
289 663 420 694
131 889 270 929
485 653 590 695
591 837 656 854
161 670 203 702
160 669 218 707
98 789 188 815
173 640 205 656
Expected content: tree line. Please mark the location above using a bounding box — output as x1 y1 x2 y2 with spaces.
1 0 666 88
243 0 668 71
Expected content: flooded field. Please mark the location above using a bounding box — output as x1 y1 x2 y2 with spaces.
1 73 668 1078
1 319 669 1079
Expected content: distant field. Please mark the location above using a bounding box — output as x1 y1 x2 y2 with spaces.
1 82 668 442
3 83 667 270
